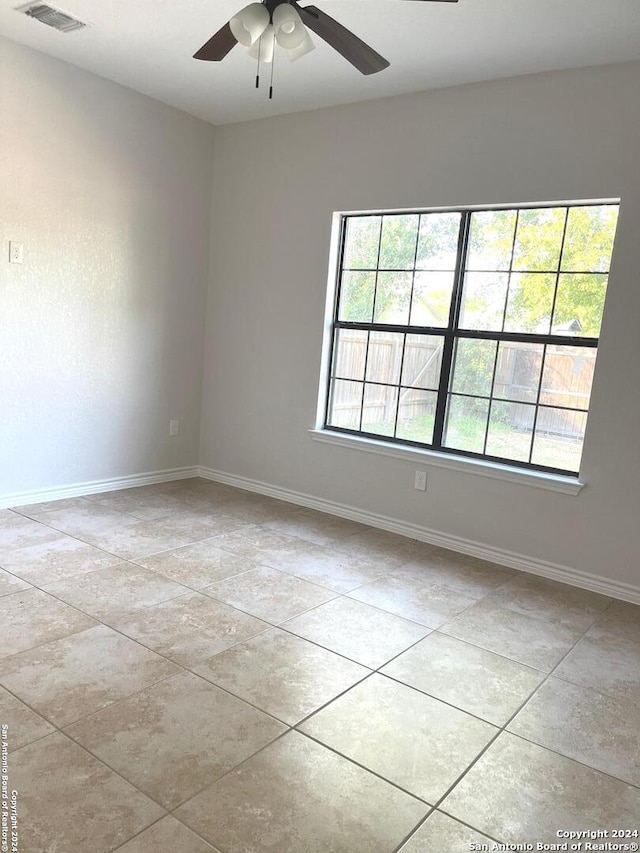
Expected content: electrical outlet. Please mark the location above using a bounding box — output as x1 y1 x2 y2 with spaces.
414 470 427 491
9 241 24 264
169 419 179 437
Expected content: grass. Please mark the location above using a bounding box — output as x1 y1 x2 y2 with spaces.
360 411 581 472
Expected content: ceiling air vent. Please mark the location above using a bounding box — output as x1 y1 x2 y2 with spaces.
16 2 87 33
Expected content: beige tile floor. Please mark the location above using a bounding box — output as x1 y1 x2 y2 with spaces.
0 478 639 853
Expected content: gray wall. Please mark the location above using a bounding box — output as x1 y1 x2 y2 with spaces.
0 38 215 495
200 62 640 592
2 38 637 594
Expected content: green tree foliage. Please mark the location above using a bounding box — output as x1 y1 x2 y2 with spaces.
467 205 618 337
340 205 618 334
451 338 496 397
339 213 460 323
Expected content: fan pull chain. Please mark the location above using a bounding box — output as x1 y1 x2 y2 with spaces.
255 36 261 88
269 33 276 99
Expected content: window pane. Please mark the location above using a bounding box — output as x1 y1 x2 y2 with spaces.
540 345 595 410
444 395 490 453
409 272 454 327
378 214 419 270
561 205 619 272
332 329 367 381
396 390 437 444
485 400 535 462
552 273 607 337
451 338 497 397
531 407 587 472
338 271 376 322
416 212 461 270
503 273 556 334
467 210 517 271
401 334 444 390
512 207 566 271
365 332 404 385
343 216 381 269
373 272 413 324
459 272 509 331
362 384 398 437
493 342 543 403
327 380 363 429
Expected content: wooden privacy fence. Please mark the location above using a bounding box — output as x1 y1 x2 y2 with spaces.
332 331 595 436
494 343 593 437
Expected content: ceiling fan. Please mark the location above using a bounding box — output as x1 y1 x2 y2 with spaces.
194 0 459 91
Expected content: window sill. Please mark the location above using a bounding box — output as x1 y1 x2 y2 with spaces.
309 429 585 495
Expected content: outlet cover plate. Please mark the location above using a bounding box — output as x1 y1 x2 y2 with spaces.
9 242 24 264
414 470 427 491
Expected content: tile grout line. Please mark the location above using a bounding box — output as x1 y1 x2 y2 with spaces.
192 655 372 730
390 807 435 853
108 816 169 853
493 729 640 791
168 726 296 809
273 726 434 807
392 807 503 853
109 812 225 853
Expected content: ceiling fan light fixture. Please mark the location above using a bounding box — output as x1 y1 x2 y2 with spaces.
229 2 269 46
247 23 275 62
272 3 307 49
285 28 315 62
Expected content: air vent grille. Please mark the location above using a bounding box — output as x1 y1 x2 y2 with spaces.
16 3 87 32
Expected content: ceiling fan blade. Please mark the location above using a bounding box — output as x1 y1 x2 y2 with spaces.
194 22 237 61
296 5 389 75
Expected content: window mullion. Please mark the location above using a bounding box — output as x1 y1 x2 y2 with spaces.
323 217 348 429
358 219 385 431
483 210 519 455
432 211 471 450
392 221 422 438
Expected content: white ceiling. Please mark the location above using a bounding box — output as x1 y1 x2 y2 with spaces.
1 0 639 124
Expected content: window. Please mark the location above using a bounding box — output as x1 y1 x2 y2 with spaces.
323 203 619 476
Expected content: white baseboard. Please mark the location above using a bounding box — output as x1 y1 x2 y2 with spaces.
1 466 200 510
198 466 640 606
